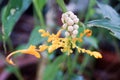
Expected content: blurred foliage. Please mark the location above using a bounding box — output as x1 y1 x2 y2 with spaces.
2 0 32 40
0 0 120 80
17 26 45 49
87 1 120 40
43 54 66 80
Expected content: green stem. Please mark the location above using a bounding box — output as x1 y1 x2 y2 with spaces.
33 0 45 28
7 37 14 51
79 54 90 74
71 50 79 72
2 25 7 54
56 0 67 12
79 22 86 31
6 65 23 80
84 0 96 23
14 67 24 80
67 56 72 80
2 36 7 54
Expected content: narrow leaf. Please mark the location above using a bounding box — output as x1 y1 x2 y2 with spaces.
2 0 32 40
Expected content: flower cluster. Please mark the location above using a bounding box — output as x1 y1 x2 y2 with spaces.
6 11 102 65
61 11 79 38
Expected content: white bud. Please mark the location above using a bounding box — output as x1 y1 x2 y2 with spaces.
70 15 77 20
73 24 79 30
67 11 74 16
73 30 78 35
67 19 74 26
62 23 67 29
65 31 70 37
65 17 70 23
72 34 76 38
73 18 79 24
68 26 73 31
61 18 64 23
62 13 68 19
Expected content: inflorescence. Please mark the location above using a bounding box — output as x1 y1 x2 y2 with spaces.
6 11 102 65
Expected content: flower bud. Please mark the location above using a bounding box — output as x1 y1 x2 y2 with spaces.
67 19 74 26
73 18 79 24
65 17 70 23
70 15 77 20
73 30 78 35
73 24 79 30
62 13 68 19
67 11 74 16
68 26 73 31
62 23 67 29
65 31 70 37
61 18 64 23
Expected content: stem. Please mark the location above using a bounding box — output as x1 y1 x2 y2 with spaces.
84 0 96 23
14 67 24 80
79 54 90 74
2 25 7 54
33 0 46 28
67 56 72 80
56 0 67 12
79 22 86 31
72 51 79 69
7 37 14 51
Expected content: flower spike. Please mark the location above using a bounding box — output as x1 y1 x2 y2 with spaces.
6 11 102 65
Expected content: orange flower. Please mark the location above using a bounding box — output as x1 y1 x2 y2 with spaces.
6 45 40 65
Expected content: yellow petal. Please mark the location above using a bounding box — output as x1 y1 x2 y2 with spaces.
39 45 48 52
21 45 40 58
92 51 102 58
48 45 56 53
56 29 62 37
6 45 40 65
39 29 50 37
84 29 92 37
39 29 45 33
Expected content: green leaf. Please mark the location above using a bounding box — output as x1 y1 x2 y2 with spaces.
2 0 32 40
84 36 98 49
43 54 66 80
97 1 120 25
33 0 47 11
56 0 67 12
27 26 44 46
16 26 44 49
87 19 120 40
33 0 46 27
37 0 47 11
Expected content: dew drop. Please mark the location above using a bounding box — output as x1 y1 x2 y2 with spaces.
10 8 16 15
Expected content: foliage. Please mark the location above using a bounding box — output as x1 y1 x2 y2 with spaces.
87 2 120 40
0 0 120 80
2 0 32 40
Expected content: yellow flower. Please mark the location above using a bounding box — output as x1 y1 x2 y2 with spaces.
39 29 50 37
6 45 40 65
39 45 48 52
84 29 92 37
6 28 102 65
77 47 102 58
6 11 102 66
